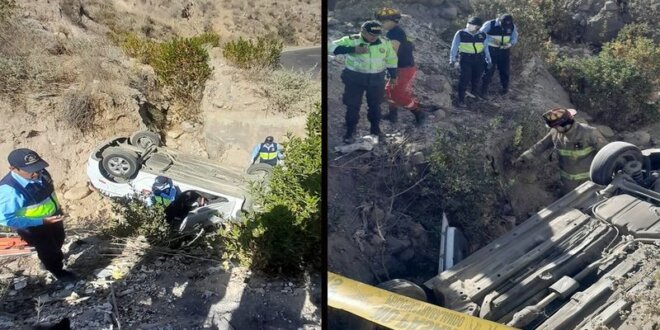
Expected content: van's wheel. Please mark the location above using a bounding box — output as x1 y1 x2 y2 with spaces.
130 131 162 150
377 279 428 302
102 147 140 179
246 163 273 175
590 142 644 185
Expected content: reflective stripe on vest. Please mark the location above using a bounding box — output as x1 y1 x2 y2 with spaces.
489 36 511 47
259 143 278 160
486 20 513 48
331 35 397 74
0 171 60 221
557 146 595 159
15 194 58 219
153 195 173 206
560 170 591 181
458 31 486 54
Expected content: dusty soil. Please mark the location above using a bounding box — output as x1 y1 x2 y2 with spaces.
0 0 320 328
0 235 321 329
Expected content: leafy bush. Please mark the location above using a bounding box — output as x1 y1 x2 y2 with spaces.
222 35 283 69
424 127 506 244
259 69 320 116
117 32 219 119
471 0 549 69
551 27 659 129
217 103 321 275
103 196 173 246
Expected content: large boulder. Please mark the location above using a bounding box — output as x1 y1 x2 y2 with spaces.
582 3 626 44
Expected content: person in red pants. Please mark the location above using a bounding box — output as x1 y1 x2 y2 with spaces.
376 8 437 126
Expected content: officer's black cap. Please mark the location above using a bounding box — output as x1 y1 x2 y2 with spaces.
361 20 383 35
468 16 483 27
8 148 49 173
499 14 514 28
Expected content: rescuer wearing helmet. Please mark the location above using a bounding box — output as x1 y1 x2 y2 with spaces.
514 108 608 194
376 7 438 126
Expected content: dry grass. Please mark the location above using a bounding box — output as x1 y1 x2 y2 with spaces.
255 68 320 117
61 86 95 131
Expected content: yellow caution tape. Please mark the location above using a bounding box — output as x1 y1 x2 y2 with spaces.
328 272 518 330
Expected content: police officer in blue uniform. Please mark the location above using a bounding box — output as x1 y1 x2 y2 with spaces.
251 136 284 166
449 17 492 109
0 149 76 282
481 14 518 96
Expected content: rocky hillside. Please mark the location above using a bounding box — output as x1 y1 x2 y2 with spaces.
328 0 658 286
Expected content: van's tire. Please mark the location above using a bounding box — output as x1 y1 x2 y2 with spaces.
590 142 644 185
130 131 162 149
377 279 428 302
246 163 274 175
101 147 140 179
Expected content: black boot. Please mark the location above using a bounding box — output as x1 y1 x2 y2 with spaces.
383 106 398 123
413 110 427 126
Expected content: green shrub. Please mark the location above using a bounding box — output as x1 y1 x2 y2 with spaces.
217 103 321 275
471 0 549 69
222 35 283 69
151 36 213 105
117 32 219 118
551 27 659 129
103 196 173 246
424 127 505 244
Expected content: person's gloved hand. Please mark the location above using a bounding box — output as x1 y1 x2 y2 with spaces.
450 61 459 70
486 61 493 70
389 78 397 87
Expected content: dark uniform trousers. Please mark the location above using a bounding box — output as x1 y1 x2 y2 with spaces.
16 221 65 276
482 47 510 94
341 69 386 137
458 53 485 102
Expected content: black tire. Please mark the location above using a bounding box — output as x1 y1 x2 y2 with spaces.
590 141 644 185
130 131 162 149
377 279 428 302
101 147 140 179
246 163 274 175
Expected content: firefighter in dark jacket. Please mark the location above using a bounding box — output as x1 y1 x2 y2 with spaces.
514 108 608 194
0 149 76 282
480 14 518 97
330 20 398 144
449 16 492 109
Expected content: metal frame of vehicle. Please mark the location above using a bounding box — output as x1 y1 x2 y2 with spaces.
421 142 660 329
87 136 248 223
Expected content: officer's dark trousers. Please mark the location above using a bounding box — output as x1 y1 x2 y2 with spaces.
16 221 65 276
458 54 485 102
482 47 510 94
341 69 386 137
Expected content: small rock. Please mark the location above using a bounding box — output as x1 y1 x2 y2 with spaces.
167 130 184 139
603 0 619 11
595 125 615 138
99 303 113 311
181 121 196 133
622 131 651 146
95 267 114 279
64 184 91 201
412 151 426 165
13 277 27 290
202 290 213 299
